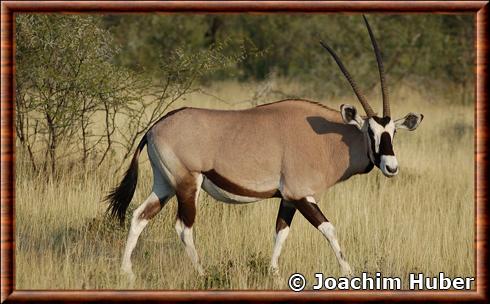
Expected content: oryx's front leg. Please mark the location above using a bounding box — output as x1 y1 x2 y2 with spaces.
294 196 352 276
175 173 204 275
270 199 296 275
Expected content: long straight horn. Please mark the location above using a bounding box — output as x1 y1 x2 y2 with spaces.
320 41 375 117
363 15 390 117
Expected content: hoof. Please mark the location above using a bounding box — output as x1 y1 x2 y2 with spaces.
341 265 353 278
121 266 136 283
269 266 280 277
197 265 205 276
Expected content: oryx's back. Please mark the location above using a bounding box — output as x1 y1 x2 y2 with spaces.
150 99 343 172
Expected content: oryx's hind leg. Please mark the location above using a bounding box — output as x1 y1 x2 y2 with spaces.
270 199 296 275
174 173 204 275
294 196 352 276
121 171 174 281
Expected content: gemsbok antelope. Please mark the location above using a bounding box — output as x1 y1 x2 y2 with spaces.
107 16 423 280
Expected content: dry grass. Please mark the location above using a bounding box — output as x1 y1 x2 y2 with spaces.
15 81 474 290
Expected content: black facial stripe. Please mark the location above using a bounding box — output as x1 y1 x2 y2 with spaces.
372 116 391 127
367 128 380 166
379 132 394 156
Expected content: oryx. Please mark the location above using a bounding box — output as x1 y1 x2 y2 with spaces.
106 16 423 281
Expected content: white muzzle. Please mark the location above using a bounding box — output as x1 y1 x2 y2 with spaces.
380 155 399 177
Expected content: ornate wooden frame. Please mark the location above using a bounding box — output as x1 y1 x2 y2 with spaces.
1 1 488 302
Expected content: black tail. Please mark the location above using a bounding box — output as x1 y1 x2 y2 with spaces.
105 135 148 226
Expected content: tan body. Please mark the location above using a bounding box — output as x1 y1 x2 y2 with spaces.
149 99 372 203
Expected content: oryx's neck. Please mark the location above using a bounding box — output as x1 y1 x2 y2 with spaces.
334 128 374 183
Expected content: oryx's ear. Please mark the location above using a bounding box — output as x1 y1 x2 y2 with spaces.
340 104 364 130
395 113 424 131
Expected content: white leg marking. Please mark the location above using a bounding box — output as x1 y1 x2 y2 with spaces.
270 226 290 275
318 222 353 276
175 218 184 241
175 218 204 275
121 192 159 280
